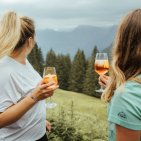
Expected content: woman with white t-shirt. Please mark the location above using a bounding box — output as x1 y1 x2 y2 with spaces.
0 11 58 141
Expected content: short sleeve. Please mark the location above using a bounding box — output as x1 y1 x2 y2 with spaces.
108 81 141 130
0 73 22 113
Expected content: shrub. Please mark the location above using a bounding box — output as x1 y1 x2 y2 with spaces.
47 101 108 141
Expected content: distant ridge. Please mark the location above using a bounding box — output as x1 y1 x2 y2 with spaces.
36 25 117 57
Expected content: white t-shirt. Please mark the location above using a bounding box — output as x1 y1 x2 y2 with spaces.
0 56 46 141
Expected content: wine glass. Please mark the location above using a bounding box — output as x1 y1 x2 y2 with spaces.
43 67 58 108
94 53 109 92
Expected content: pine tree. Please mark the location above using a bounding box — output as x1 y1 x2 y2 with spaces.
28 43 44 76
69 49 86 93
45 49 56 67
83 46 100 97
62 55 71 90
28 44 37 67
36 48 44 76
56 54 71 90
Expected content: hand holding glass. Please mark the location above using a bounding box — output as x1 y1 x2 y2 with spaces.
43 67 58 108
94 53 109 92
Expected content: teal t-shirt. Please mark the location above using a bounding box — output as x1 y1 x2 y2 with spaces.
108 79 141 141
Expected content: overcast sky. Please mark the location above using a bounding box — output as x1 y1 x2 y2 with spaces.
0 0 141 30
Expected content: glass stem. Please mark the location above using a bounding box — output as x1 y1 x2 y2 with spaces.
100 85 104 91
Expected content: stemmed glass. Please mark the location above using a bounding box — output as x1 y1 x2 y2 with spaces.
94 53 109 92
43 67 58 108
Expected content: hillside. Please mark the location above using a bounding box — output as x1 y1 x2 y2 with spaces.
36 25 117 58
48 89 107 118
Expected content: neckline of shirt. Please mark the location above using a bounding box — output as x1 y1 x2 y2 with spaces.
6 56 28 67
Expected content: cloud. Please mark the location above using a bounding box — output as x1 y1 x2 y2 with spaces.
0 0 141 30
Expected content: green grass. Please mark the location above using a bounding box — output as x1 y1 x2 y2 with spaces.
47 89 107 120
46 89 108 141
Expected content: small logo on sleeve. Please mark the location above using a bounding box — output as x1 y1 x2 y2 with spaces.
118 112 127 119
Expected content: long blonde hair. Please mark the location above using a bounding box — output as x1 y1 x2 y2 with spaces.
0 11 35 58
102 9 141 102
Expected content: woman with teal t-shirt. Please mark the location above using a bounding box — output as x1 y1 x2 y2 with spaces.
99 9 141 141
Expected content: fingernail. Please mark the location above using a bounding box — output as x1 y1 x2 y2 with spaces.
47 81 54 85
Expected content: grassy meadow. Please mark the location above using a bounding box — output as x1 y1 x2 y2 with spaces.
46 89 108 141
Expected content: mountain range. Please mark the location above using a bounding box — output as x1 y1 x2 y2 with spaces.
36 25 117 58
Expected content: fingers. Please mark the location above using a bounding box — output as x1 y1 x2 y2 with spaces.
99 81 106 88
41 85 59 93
44 92 53 98
46 121 51 133
33 82 59 101
39 90 54 100
102 75 110 80
39 82 55 90
38 85 59 98
98 75 109 88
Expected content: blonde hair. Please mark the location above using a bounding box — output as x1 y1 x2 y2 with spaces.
0 11 35 58
102 9 141 102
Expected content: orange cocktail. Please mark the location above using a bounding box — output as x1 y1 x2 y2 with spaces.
94 60 109 75
43 74 58 85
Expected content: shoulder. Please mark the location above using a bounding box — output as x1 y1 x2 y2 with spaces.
108 80 141 130
26 59 35 71
113 80 141 105
0 57 18 86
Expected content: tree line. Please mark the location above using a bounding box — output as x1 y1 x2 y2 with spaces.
28 43 101 97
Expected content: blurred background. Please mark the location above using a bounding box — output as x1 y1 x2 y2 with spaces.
0 0 141 140
1 0 141 57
